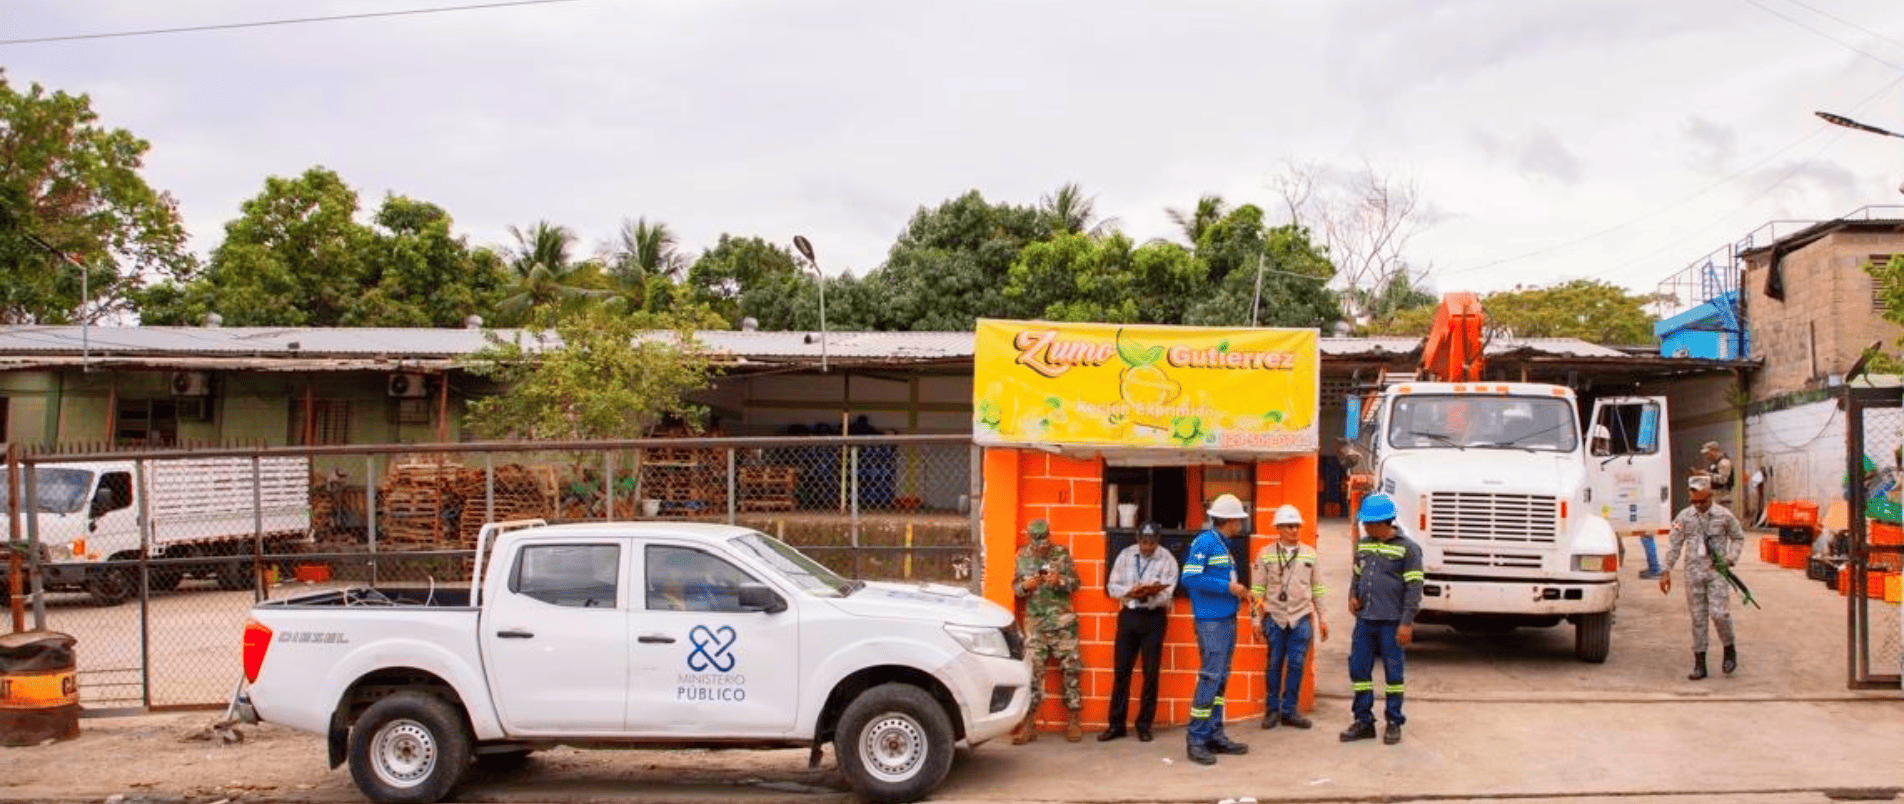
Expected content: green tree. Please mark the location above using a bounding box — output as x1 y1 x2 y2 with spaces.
0 71 192 323
605 216 688 312
865 190 1051 330
1040 182 1114 238
1481 279 1660 344
687 235 804 325
1181 206 1341 328
139 166 368 326
495 221 608 323
139 168 506 327
1359 269 1439 335
1861 255 1904 374
1165 194 1228 246
1003 233 1204 324
461 304 721 440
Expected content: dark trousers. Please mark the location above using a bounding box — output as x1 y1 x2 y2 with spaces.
1348 618 1406 725
1105 606 1167 730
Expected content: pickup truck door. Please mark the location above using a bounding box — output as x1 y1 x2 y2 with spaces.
481 539 631 735
1587 396 1673 538
626 542 799 735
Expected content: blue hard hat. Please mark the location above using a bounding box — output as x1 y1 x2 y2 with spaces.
1358 493 1397 523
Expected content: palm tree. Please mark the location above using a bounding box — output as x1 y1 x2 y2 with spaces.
1040 182 1116 237
496 221 600 320
604 217 689 311
1166 195 1228 246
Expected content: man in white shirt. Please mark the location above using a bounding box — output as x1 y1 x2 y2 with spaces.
1098 522 1178 742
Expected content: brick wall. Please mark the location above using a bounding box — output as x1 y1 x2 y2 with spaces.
1744 230 1904 401
981 447 1320 732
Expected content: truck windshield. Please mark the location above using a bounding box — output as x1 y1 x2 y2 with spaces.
0 468 94 514
1387 395 1579 453
729 531 853 598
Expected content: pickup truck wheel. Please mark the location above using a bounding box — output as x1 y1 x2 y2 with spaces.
85 566 136 606
836 683 954 804
348 692 472 804
1575 611 1612 664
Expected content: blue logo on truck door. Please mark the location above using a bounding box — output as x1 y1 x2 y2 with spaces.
680 624 746 702
688 625 738 672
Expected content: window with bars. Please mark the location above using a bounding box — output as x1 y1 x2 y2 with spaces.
1872 255 1899 313
116 399 179 447
289 400 351 445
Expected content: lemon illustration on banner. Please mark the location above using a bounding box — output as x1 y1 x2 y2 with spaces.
1115 329 1179 428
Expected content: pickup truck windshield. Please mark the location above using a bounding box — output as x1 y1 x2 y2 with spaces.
1387 395 1579 453
0 468 94 514
729 531 852 597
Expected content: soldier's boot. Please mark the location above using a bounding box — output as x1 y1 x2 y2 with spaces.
1722 644 1738 675
1688 651 1708 681
1011 713 1038 745
1064 711 1083 743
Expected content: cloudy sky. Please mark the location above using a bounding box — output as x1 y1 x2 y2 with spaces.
7 0 1904 311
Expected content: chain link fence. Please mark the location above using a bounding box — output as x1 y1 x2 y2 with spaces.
1844 387 1903 689
3 435 976 710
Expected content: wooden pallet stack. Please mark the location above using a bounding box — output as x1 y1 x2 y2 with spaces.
639 446 722 515
738 465 798 511
377 458 463 547
453 464 558 544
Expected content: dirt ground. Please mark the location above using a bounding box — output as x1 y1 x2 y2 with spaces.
6 520 1902 804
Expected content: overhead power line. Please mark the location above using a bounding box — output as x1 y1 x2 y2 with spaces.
1737 0 1904 74
1767 0 1904 54
0 0 590 47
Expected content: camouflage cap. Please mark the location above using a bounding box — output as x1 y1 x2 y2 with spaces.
1026 518 1050 538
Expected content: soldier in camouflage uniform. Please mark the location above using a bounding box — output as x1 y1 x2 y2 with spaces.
1660 475 1745 680
1012 518 1084 743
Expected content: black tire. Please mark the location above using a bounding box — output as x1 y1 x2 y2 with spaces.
148 566 185 592
473 748 534 771
1575 611 1612 663
836 683 955 804
85 565 136 606
214 557 255 591
347 692 472 804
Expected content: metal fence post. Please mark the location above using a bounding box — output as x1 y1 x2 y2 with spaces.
969 443 983 593
605 449 617 523
252 455 265 603
851 445 861 578
727 448 737 525
366 455 378 586
22 455 46 630
485 452 495 527
134 458 152 709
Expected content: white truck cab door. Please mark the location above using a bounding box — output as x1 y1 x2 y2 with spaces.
482 540 631 735
89 470 140 556
1587 396 1673 536
626 543 799 736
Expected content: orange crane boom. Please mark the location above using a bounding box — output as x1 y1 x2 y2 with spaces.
1419 292 1486 382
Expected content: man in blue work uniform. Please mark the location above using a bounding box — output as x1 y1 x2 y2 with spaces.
1180 493 1252 765
1341 492 1424 746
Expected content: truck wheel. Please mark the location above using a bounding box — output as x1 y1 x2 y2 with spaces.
85 566 136 606
347 692 472 804
836 683 954 804
1575 612 1612 663
214 558 255 591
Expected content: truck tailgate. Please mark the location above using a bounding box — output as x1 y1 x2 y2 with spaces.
246 603 490 738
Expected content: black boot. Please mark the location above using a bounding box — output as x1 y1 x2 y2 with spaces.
1688 651 1708 681
1722 645 1738 675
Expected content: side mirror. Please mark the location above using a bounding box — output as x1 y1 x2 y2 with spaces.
737 583 786 614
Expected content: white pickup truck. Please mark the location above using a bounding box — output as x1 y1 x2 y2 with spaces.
235 520 1029 804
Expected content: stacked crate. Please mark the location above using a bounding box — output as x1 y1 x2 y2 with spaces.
377 459 463 546
453 464 558 545
739 465 798 511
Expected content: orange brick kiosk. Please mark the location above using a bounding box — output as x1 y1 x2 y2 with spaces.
973 321 1321 733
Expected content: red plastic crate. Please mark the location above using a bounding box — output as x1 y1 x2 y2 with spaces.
1872 522 1904 546
1767 501 1795 526
1758 536 1779 563
1793 500 1821 528
1777 543 1810 570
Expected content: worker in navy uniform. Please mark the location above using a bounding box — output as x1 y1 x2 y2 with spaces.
1341 493 1424 746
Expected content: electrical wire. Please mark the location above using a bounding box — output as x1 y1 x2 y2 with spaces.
1768 0 1904 52
0 0 591 47
1737 0 1904 74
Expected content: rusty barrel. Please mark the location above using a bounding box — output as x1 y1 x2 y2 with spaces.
0 630 80 745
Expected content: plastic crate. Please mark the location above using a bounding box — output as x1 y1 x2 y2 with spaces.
1778 526 1817 545
1872 522 1904 546
1767 500 1795 526
1777 543 1811 570
1869 498 1902 525
1888 574 1902 604
1793 501 1821 527
1868 571 1891 600
1759 536 1780 564
1807 557 1833 581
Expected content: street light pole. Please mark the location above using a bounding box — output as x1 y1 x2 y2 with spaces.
1815 110 1904 195
792 235 826 372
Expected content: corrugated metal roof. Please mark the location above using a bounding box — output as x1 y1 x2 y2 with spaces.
0 326 1631 364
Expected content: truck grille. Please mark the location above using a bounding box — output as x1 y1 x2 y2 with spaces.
1427 492 1559 543
1441 548 1544 570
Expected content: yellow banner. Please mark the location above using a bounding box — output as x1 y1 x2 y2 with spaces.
973 320 1319 455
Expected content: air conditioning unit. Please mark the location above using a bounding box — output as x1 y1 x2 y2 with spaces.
170 371 211 396
387 372 429 398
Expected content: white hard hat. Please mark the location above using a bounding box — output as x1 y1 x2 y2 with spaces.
1206 494 1248 520
1272 504 1303 527
1592 424 1610 439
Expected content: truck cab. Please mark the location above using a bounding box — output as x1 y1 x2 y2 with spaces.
1345 382 1664 662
